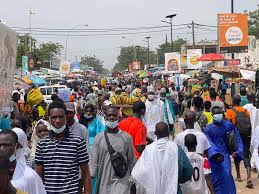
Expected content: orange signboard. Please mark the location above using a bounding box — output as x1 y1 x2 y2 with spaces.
218 13 248 53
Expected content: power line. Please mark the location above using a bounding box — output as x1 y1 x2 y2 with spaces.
12 24 190 32
17 28 189 37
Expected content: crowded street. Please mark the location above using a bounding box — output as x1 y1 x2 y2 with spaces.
1 0 259 194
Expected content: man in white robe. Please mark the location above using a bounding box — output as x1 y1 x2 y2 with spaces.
131 122 193 194
0 129 46 194
243 93 259 169
144 86 164 140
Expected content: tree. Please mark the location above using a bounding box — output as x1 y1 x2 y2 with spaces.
114 46 156 71
80 55 109 74
16 34 36 67
35 42 63 65
16 35 63 68
248 6 259 38
157 38 187 64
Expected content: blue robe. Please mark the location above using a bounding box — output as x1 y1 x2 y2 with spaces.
204 120 243 194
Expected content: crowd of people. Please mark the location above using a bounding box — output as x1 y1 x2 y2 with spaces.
0 77 259 194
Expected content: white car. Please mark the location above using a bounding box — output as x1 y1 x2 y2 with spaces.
39 84 67 103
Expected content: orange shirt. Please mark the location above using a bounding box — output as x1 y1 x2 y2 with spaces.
119 117 147 159
225 106 250 125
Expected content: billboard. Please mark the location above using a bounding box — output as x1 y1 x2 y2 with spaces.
218 13 248 53
27 51 36 71
72 62 81 71
187 49 202 69
165 52 181 72
132 61 140 70
59 61 70 74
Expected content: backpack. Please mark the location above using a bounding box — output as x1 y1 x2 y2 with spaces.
104 131 128 178
231 108 251 136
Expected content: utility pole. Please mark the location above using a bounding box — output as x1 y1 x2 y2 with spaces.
145 36 151 66
192 21 195 48
231 0 235 59
28 9 35 52
162 14 177 52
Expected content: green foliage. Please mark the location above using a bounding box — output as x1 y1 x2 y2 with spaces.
157 38 187 64
248 6 259 38
80 55 109 74
16 34 36 67
114 46 156 71
35 42 63 64
16 35 63 68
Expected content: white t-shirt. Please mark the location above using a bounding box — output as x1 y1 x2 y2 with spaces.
174 129 210 154
181 152 211 194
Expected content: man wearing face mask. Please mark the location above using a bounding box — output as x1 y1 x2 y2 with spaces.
35 101 92 194
144 86 164 140
204 106 243 194
90 105 136 194
0 130 46 194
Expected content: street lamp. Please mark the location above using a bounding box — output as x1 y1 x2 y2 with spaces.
28 8 36 52
161 14 177 52
64 24 88 60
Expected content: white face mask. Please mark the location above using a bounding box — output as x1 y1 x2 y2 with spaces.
51 125 66 134
105 120 118 129
148 94 155 101
9 145 17 162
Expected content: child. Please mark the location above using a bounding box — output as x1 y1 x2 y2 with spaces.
181 134 215 194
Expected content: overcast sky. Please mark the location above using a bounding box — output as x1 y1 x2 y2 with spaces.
1 0 258 69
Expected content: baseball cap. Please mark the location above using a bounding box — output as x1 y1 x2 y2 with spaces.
64 102 75 112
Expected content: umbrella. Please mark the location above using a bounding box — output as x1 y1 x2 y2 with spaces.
13 80 32 90
21 77 32 84
28 76 47 86
139 71 148 78
198 53 225 61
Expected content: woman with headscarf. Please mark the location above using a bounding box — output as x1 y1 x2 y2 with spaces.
28 119 50 169
79 103 105 194
11 128 46 194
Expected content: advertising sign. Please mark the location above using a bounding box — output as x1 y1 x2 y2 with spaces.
72 62 81 71
165 52 181 72
22 56 28 71
132 61 140 70
187 49 202 69
218 13 248 53
59 61 70 74
0 23 17 110
27 52 36 71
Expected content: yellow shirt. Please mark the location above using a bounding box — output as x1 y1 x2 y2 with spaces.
203 111 213 124
16 189 28 194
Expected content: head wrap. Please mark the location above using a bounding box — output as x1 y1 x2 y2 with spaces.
12 128 30 165
30 120 51 157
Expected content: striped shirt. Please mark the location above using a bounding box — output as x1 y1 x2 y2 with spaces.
35 127 89 194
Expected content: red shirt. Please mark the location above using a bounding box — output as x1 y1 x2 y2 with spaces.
119 117 147 159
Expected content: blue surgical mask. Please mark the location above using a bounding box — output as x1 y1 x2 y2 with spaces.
84 114 93 119
213 114 223 122
51 125 66 134
105 120 118 129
